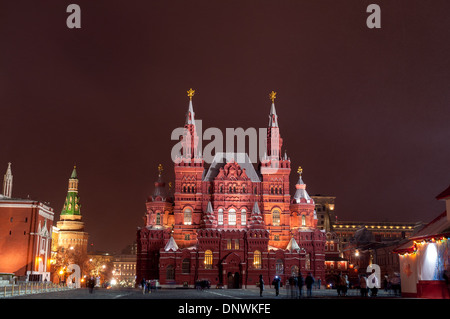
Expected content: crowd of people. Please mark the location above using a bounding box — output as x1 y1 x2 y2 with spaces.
257 271 402 298
259 272 317 298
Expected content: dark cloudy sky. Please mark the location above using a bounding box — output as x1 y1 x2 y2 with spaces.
1 1 449 253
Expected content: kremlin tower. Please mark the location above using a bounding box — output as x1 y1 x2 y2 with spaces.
53 166 89 254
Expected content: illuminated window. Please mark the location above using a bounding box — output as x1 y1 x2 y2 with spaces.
227 239 232 250
204 250 213 269
218 209 224 225
228 209 236 226
253 250 262 269
241 209 247 225
273 210 280 226
234 239 239 250
184 208 192 225
302 215 306 226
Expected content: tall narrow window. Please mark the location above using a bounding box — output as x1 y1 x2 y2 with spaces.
275 259 284 274
184 208 192 225
218 209 223 225
228 209 236 226
273 210 280 226
156 212 161 225
301 215 306 226
204 250 213 269
241 209 247 226
253 250 262 269
182 259 190 274
166 265 175 280
234 239 239 250
227 239 232 250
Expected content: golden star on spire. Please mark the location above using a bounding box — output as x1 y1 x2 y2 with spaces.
187 88 195 100
158 164 163 175
297 166 303 175
269 91 277 103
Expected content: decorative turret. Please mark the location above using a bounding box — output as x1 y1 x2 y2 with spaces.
293 166 313 204
61 166 81 216
266 91 283 160
249 202 266 229
2 162 13 198
201 201 216 228
148 164 170 202
180 88 200 161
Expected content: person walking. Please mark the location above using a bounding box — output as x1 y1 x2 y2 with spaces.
259 275 264 297
88 276 95 294
368 269 379 297
336 273 343 296
305 272 314 297
272 276 281 296
297 273 304 298
391 273 401 296
359 274 368 297
141 278 147 294
289 276 298 299
339 274 348 296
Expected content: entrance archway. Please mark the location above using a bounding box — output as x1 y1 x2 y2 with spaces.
227 272 240 289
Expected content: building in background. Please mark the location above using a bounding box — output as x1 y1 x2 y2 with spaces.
333 220 422 244
0 163 55 282
311 195 336 232
137 90 326 288
112 243 137 287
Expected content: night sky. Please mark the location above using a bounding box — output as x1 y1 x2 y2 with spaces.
1 1 449 253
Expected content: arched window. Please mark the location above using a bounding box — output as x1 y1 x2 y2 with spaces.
272 210 280 226
228 209 236 226
204 250 213 269
183 186 187 193
241 209 247 226
166 265 175 280
242 185 246 193
275 259 284 274
218 209 224 225
291 265 299 277
156 212 161 225
182 259 190 274
184 208 192 225
301 215 306 226
253 250 261 269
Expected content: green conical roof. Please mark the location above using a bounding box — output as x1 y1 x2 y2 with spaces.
71 166 77 179
61 167 81 216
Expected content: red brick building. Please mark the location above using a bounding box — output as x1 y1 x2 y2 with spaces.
0 163 55 282
136 91 326 288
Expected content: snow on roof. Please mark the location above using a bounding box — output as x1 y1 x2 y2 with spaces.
203 152 261 182
164 236 179 251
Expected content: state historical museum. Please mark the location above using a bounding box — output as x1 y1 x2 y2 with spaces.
136 90 326 288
